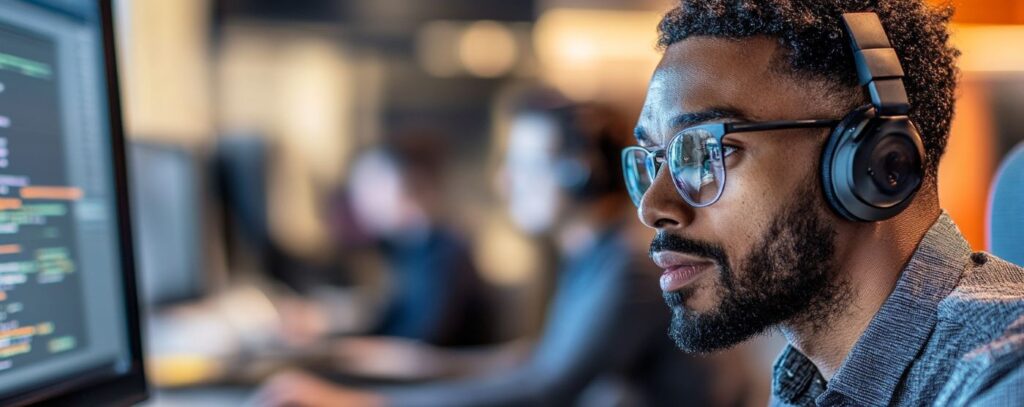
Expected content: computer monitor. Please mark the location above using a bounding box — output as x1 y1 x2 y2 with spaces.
0 0 146 406
129 142 205 306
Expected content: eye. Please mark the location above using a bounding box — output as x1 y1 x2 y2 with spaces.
722 144 739 157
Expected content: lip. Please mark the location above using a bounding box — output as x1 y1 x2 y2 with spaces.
652 251 714 292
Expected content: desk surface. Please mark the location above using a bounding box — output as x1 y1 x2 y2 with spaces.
140 387 253 407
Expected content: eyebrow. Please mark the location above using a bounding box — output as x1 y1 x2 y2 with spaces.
634 107 748 145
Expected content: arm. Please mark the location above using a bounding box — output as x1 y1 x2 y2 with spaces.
323 336 532 380
381 254 669 407
253 246 674 407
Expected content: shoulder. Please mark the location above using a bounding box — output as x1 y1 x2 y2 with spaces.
937 252 1024 335
933 252 1024 405
935 317 1024 406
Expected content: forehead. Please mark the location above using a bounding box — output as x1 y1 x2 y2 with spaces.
351 151 399 182
635 36 828 146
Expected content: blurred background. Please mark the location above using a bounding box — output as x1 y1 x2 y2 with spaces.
113 0 1024 405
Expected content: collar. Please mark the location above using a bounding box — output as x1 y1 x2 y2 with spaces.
773 345 828 406
773 212 972 406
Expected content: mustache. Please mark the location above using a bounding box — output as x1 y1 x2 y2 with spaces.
649 232 729 266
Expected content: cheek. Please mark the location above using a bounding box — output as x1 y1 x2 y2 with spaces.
703 151 811 266
707 168 777 258
681 139 826 310
720 140 825 256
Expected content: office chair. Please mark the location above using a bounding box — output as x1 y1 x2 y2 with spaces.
988 141 1024 266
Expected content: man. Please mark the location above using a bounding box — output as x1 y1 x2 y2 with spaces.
345 140 496 347
626 0 1024 406
253 97 734 406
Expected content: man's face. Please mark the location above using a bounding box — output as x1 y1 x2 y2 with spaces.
634 36 853 352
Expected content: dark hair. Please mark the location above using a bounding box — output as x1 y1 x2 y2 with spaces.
657 0 959 181
379 126 450 186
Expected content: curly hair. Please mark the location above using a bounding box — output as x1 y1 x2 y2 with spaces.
657 0 959 181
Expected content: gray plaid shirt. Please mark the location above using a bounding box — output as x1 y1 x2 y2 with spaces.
770 213 1024 407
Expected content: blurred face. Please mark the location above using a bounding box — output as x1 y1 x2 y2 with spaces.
504 113 564 235
634 37 852 353
348 151 425 238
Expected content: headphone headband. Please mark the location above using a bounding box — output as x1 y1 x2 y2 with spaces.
841 13 910 115
822 12 925 222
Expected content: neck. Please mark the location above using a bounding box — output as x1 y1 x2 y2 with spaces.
781 195 941 380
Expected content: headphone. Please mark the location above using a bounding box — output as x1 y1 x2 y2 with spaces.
821 12 926 222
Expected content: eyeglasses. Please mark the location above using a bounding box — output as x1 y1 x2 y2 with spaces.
622 119 839 208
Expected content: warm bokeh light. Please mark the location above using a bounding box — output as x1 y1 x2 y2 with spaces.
458 20 519 78
938 79 997 250
417 20 529 78
474 218 544 286
116 0 212 145
416 21 464 77
952 24 1024 72
534 8 662 103
937 23 1024 249
215 25 372 258
936 0 1024 24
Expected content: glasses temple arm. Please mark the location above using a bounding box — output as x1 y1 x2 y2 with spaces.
725 119 841 133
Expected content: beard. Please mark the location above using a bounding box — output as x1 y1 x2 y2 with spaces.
654 188 850 353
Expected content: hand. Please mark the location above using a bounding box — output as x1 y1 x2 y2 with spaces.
274 298 330 348
330 336 446 380
249 370 385 407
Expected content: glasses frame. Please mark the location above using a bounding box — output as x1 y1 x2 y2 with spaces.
623 119 841 208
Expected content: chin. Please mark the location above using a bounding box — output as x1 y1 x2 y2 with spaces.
665 280 721 314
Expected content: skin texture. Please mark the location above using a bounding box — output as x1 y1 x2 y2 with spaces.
635 36 941 380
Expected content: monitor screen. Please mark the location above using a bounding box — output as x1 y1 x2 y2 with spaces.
0 0 146 405
129 142 205 306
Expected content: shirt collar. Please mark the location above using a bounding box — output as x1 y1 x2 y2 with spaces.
772 345 827 406
773 212 972 406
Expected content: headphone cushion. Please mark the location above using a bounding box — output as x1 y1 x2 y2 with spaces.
821 105 874 221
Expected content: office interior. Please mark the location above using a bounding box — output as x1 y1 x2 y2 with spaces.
1 0 1023 405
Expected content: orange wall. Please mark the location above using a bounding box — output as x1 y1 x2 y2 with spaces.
938 79 996 250
927 0 1024 249
934 0 1024 24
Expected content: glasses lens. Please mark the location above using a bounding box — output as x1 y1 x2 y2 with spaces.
667 128 725 207
622 147 654 206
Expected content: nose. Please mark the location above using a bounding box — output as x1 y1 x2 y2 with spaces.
639 164 695 230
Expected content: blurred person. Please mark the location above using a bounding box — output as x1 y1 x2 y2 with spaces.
253 94 744 407
625 1 1024 406
344 134 497 347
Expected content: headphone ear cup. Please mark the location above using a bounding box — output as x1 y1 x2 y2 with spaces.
822 105 925 222
821 105 874 221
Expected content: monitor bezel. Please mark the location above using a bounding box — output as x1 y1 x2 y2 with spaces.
0 0 148 405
